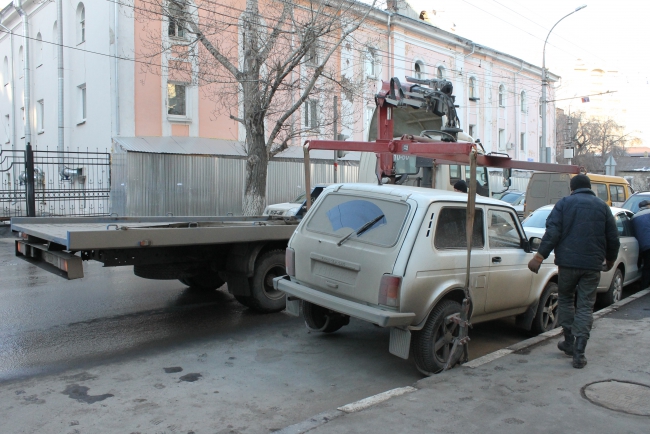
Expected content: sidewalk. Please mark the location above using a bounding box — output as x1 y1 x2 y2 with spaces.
282 289 650 434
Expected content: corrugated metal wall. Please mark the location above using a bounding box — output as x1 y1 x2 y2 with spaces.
111 151 359 216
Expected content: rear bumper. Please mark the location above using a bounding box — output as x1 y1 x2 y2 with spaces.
274 276 415 327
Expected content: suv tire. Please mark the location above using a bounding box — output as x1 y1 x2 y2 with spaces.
413 300 463 375
531 282 559 334
302 301 349 333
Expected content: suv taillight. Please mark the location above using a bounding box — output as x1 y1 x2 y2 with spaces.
285 248 295 277
379 274 402 308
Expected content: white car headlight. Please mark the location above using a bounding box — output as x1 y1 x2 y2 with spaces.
287 207 301 216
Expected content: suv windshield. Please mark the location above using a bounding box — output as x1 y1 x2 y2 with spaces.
522 208 553 228
306 193 410 247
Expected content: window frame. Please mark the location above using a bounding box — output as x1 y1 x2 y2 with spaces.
469 76 479 101
364 48 377 79
436 65 445 80
77 3 86 45
498 85 505 107
304 99 318 131
78 83 87 124
487 208 524 249
520 90 527 113
36 99 44 133
414 61 424 80
167 0 186 39
520 132 526 151
36 33 43 67
434 206 485 250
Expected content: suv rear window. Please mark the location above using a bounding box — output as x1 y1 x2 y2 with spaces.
306 194 410 247
434 207 484 249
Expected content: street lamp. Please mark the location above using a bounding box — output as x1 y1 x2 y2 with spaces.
541 4 586 163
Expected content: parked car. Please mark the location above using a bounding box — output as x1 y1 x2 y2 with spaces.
275 183 560 375
521 205 641 307
497 190 526 220
263 184 329 218
622 192 650 213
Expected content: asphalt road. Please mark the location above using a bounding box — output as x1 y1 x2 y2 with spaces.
0 233 641 432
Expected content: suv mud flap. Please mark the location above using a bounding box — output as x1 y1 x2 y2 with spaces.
515 300 538 331
389 327 411 359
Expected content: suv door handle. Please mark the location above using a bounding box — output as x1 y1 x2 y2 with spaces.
492 257 502 263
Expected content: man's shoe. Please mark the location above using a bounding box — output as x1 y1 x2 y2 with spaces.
557 329 574 356
573 336 588 369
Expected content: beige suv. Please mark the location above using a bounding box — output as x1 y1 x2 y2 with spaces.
275 183 559 375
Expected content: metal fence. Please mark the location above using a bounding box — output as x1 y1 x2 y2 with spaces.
0 148 111 219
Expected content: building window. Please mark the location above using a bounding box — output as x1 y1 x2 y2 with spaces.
539 97 543 117
414 61 423 80
520 132 525 151
168 1 186 39
78 84 86 122
167 83 186 116
3 57 8 86
498 128 505 150
437 66 445 80
469 77 478 100
365 48 376 78
498 85 505 107
77 3 85 44
37 100 44 133
36 33 43 67
365 106 374 137
520 90 526 113
468 124 476 138
4 114 9 144
304 99 318 130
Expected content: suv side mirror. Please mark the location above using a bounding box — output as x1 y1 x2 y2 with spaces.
529 237 542 252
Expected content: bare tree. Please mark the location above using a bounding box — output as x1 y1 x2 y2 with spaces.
133 0 379 214
555 110 637 172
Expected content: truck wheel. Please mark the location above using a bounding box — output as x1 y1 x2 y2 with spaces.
597 269 623 308
179 271 225 291
413 300 463 375
245 250 287 313
302 301 349 333
531 282 559 334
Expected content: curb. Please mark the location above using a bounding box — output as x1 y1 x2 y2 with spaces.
277 288 650 433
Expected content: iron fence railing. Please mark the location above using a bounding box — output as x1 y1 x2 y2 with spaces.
0 148 111 218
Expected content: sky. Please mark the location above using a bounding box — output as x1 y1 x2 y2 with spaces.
407 0 650 143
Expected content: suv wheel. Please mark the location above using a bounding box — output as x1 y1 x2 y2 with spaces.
531 282 559 334
598 268 623 308
302 301 349 333
413 300 463 375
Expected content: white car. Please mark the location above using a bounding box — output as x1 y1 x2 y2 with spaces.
522 205 641 306
263 184 329 218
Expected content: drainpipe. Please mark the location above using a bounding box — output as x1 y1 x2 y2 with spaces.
0 22 16 152
514 61 523 161
113 0 120 136
13 0 30 149
56 0 63 155
464 42 475 58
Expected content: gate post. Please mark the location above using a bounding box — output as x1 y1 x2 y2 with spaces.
25 143 36 217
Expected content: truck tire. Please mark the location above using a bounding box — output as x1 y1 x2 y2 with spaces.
179 271 225 291
531 282 559 334
245 250 287 313
413 300 463 375
302 301 350 333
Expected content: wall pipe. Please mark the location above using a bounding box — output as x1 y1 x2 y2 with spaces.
56 0 64 157
114 0 120 136
13 0 30 149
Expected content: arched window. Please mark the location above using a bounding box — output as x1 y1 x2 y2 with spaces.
36 33 43 67
520 90 526 113
414 61 424 80
437 65 445 80
3 57 8 86
168 1 186 38
77 3 85 44
469 76 478 100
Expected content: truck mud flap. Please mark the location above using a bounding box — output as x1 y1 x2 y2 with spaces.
15 240 84 280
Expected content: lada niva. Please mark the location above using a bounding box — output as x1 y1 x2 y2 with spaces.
275 183 559 374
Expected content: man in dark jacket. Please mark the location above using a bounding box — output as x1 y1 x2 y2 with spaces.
527 174 619 369
632 200 650 290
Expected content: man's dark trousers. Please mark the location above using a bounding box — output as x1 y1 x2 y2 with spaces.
558 267 601 338
641 249 650 290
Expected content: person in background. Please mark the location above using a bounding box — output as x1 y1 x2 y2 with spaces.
527 174 619 369
453 180 468 193
632 200 650 290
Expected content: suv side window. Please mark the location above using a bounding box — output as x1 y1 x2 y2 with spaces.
488 209 522 249
592 183 609 202
434 207 484 249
